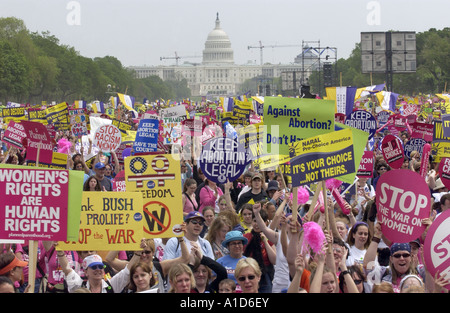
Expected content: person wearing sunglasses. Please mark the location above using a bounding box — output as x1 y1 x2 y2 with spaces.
163 211 215 261
217 230 248 290
234 257 261 293
106 237 189 293
338 265 368 293
363 222 428 293
57 250 141 293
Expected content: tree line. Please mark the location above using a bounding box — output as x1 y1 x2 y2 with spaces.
0 17 191 105
308 28 450 97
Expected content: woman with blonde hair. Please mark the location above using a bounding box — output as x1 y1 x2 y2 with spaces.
234 257 261 293
167 263 195 293
205 216 232 259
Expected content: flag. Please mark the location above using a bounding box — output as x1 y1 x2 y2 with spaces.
74 100 86 109
355 83 385 100
91 101 105 113
376 91 399 112
118 93 139 118
110 96 119 108
326 86 357 115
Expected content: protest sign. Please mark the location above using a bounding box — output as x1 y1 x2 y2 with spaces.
27 108 48 125
113 170 126 191
93 124 121 152
2 107 27 124
45 102 69 130
200 137 249 184
423 209 450 290
376 169 429 243
161 105 187 145
345 110 377 140
403 138 427 160
381 135 404 169
410 122 433 141
125 154 183 238
0 167 69 241
133 119 159 153
2 121 26 148
377 110 391 127
57 192 143 251
439 157 450 189
357 150 374 178
263 97 335 156
442 114 450 138
289 128 355 187
21 120 54 164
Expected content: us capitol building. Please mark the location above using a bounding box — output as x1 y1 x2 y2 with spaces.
129 13 315 97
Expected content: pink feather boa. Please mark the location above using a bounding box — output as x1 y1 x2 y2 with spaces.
302 221 325 254
290 186 310 204
57 138 72 154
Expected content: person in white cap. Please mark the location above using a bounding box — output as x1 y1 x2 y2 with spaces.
56 248 140 293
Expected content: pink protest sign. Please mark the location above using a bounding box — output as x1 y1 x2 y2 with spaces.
376 169 429 243
2 121 26 148
357 150 374 178
113 170 126 192
0 167 69 241
93 124 122 152
439 157 450 189
381 135 404 169
424 209 450 290
21 120 53 164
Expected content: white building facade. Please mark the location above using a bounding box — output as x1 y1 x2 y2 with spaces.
129 14 308 97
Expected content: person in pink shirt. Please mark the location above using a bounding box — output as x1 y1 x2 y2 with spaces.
15 241 46 293
199 179 223 212
182 178 198 216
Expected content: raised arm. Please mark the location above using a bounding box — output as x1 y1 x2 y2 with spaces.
363 221 382 270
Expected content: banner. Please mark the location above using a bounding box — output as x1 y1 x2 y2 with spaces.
57 192 143 251
376 169 429 243
289 128 355 187
0 167 69 241
199 137 249 184
125 154 183 238
263 97 335 156
45 102 69 130
133 119 159 153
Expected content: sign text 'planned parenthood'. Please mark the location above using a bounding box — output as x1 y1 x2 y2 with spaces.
200 137 249 184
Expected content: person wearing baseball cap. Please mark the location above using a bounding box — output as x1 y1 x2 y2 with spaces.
93 161 113 191
56 251 141 293
235 172 268 212
0 252 28 291
163 211 215 261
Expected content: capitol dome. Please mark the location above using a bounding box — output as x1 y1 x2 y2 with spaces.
202 13 234 64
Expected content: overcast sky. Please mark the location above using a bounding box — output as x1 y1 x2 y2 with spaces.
2 0 449 67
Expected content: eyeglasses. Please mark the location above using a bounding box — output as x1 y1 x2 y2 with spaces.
189 219 204 226
142 250 153 255
237 275 256 282
354 279 363 285
379 167 387 171
228 241 243 246
89 265 104 270
392 253 411 259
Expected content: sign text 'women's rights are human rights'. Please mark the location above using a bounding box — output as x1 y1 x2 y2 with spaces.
200 137 250 184
263 97 335 157
289 128 355 187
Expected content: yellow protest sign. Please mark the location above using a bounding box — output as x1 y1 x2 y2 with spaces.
125 154 183 238
57 192 143 251
289 128 355 186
